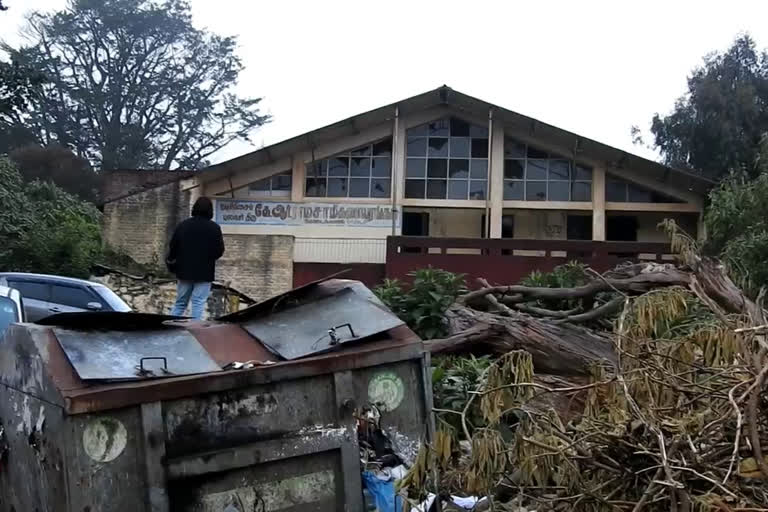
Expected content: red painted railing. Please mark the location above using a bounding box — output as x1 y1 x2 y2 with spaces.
385 237 673 286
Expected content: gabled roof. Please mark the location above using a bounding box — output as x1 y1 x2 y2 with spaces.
197 85 716 196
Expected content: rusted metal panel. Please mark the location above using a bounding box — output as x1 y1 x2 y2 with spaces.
37 311 182 328
63 340 423 415
186 323 276 366
168 452 342 511
141 402 169 512
334 370 364 512
242 287 403 360
163 375 336 457
0 387 68 512
64 407 147 512
53 327 221 381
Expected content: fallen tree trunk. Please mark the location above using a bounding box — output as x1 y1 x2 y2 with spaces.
424 304 617 376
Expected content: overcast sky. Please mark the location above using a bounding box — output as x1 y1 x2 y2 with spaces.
2 0 768 165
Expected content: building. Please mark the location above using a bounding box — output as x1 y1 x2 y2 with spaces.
102 86 713 301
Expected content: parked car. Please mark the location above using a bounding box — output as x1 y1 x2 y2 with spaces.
0 273 131 322
0 285 24 337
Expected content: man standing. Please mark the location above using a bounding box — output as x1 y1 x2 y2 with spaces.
167 197 225 319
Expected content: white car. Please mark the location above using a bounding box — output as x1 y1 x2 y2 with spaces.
0 285 24 338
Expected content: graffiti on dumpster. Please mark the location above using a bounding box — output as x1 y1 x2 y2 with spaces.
83 417 127 462
367 372 405 412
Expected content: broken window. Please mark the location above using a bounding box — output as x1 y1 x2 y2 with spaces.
405 117 488 200
305 139 393 198
503 138 593 201
605 175 684 203
248 171 293 197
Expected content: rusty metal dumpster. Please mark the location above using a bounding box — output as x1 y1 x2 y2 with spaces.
0 278 434 512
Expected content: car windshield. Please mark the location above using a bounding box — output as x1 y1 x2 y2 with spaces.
93 286 132 312
0 297 19 337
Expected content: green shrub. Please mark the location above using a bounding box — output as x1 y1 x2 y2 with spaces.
374 268 466 340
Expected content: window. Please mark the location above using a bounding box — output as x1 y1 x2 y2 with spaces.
248 171 292 197
402 212 430 236
607 216 638 241
605 175 684 203
567 215 592 240
9 281 49 302
306 139 392 198
503 138 592 201
0 297 19 336
405 118 488 200
51 285 98 309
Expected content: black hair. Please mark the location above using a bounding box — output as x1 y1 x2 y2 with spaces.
191 197 214 220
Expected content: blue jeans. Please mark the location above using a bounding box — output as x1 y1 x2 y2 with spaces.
170 281 211 320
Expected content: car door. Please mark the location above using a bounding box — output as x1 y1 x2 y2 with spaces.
49 283 103 314
7 280 52 322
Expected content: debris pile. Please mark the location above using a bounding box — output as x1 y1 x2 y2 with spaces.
400 226 768 511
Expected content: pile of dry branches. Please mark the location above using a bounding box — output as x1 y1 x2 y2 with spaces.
401 228 768 511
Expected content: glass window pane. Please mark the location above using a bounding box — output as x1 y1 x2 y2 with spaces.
447 180 469 200
327 177 348 197
471 138 488 158
406 158 426 178
52 285 97 309
526 160 547 180
449 137 470 157
349 178 370 197
572 182 591 201
372 139 392 156
469 124 489 137
351 145 371 157
527 146 548 159
328 157 349 177
504 181 524 200
470 159 488 179
305 178 326 197
428 119 450 136
350 157 371 177
273 174 292 191
428 137 449 157
574 164 592 181
549 160 570 180
449 159 469 179
427 159 448 178
504 139 526 159
249 178 270 191
628 184 652 202
427 179 447 199
469 180 487 200
407 123 429 136
504 159 524 179
371 178 391 198
405 179 426 198
308 161 327 177
371 157 391 178
549 181 570 201
450 118 470 137
526 181 547 201
407 137 427 157
606 179 626 201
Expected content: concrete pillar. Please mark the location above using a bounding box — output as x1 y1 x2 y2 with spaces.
392 109 406 235
489 118 505 238
291 154 306 202
592 167 606 241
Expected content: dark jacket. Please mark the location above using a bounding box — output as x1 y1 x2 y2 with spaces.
167 216 225 282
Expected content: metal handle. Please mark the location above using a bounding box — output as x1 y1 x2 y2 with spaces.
139 357 168 372
334 323 355 338
327 323 355 346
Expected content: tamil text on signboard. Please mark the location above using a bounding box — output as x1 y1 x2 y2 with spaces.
215 199 398 228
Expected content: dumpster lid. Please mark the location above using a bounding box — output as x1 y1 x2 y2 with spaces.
53 326 222 381
242 287 404 360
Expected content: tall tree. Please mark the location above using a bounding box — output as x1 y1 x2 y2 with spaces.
10 144 100 202
650 35 768 180
1 0 270 170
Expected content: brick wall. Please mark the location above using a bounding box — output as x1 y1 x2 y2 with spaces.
103 182 295 302
101 169 195 204
102 181 192 266
217 235 294 301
